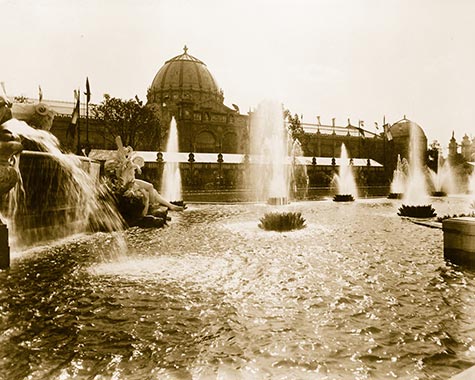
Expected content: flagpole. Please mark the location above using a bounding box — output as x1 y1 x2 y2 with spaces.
77 87 81 155
85 77 90 149
86 95 89 146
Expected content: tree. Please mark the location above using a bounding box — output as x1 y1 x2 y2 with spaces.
93 94 163 150
284 109 306 146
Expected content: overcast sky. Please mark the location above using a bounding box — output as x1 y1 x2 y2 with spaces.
2 0 475 153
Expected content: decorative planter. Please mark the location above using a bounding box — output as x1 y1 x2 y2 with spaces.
443 217 475 266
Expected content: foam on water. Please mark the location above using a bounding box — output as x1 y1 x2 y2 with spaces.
3 119 125 248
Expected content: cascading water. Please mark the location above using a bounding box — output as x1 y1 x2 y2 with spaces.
2 119 125 248
333 143 357 199
249 100 289 205
160 117 182 202
390 154 408 195
403 123 429 205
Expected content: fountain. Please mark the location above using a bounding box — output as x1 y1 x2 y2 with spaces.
249 100 289 205
3 119 126 245
429 155 455 197
398 123 436 218
0 105 23 269
160 117 183 207
2 198 474 379
388 154 408 199
468 169 475 195
290 139 309 200
2 97 475 378
333 143 357 202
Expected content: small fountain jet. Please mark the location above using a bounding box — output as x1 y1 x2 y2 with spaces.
333 143 357 202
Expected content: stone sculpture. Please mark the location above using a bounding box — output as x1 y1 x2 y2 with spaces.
104 136 184 228
0 98 23 210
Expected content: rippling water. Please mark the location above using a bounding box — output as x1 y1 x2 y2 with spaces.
1 197 475 380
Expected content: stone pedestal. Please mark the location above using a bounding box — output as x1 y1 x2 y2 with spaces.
443 217 475 265
0 224 10 269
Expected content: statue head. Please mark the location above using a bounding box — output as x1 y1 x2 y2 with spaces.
11 102 55 131
0 97 12 125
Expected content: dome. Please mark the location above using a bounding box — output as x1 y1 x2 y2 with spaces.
389 117 426 139
150 46 222 98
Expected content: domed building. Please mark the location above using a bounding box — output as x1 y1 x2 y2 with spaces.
147 46 248 153
388 117 427 170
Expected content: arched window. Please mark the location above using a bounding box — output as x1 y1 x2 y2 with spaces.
222 132 238 153
195 131 216 152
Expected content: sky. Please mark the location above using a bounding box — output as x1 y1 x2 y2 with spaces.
2 0 475 154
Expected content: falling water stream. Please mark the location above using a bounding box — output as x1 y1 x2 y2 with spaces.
2 119 124 248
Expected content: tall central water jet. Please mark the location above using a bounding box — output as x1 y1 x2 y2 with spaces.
333 144 357 201
249 100 289 205
160 117 182 203
398 122 436 218
403 124 429 205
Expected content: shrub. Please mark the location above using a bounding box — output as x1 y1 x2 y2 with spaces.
436 212 475 222
333 194 354 202
398 204 436 218
258 212 306 232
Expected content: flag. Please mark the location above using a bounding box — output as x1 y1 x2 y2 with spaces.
359 120 364 127
67 89 80 138
316 116 321 125
375 121 379 130
385 124 393 141
38 85 43 102
85 77 91 103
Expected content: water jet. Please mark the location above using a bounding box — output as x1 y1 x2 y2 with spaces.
399 121 434 217
333 143 357 202
160 117 183 205
249 100 290 204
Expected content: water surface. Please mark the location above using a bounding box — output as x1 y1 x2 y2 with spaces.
1 198 475 379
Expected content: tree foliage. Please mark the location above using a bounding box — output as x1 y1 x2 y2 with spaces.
93 94 163 150
284 109 306 145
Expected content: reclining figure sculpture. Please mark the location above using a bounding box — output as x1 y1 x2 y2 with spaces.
104 136 184 227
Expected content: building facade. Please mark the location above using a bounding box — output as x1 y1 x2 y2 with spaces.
146 46 249 154
8 47 432 196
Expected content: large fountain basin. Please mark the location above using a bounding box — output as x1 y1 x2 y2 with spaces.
1 197 474 379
